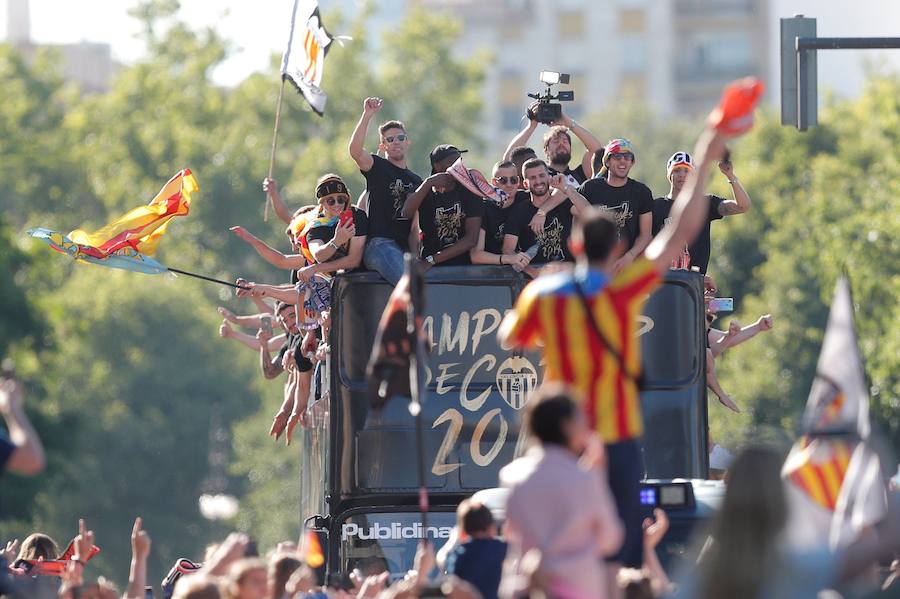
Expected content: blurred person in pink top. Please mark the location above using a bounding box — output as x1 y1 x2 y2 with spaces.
500 385 624 599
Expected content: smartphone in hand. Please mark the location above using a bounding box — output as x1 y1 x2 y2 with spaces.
260 315 274 334
708 298 734 313
339 209 353 227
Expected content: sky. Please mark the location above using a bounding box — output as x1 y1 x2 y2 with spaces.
2 0 899 95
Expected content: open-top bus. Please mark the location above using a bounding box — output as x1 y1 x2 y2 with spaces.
297 265 719 576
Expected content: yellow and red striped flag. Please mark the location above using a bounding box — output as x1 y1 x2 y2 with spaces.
68 169 198 257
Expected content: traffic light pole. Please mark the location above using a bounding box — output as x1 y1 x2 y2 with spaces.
797 37 900 131
781 16 900 130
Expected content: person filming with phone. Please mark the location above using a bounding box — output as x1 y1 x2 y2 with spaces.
298 174 368 281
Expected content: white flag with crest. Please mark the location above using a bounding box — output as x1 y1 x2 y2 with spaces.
782 277 886 550
281 0 334 115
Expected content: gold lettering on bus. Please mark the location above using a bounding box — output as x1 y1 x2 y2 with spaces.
431 408 463 475
470 308 502 355
438 312 469 356
459 354 496 412
470 408 508 467
435 363 461 396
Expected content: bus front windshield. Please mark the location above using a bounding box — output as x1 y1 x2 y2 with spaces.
338 511 457 577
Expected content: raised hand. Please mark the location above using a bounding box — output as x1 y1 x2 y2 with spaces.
131 517 151 560
757 314 774 331
1 539 18 563
229 226 255 244
74 518 95 561
549 174 566 190
235 278 252 297
219 321 234 339
642 508 669 549
363 97 384 116
0 378 23 415
717 159 734 179
727 321 741 337
262 177 279 196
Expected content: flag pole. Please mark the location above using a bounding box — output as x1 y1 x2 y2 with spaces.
167 267 250 290
405 253 429 534
264 78 288 222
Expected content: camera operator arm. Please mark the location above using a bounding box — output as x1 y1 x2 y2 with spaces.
556 115 603 177
502 118 538 161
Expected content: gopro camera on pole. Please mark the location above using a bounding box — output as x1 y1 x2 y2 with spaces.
526 71 574 124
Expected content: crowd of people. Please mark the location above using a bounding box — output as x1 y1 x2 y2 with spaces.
4 89 899 599
218 95 762 438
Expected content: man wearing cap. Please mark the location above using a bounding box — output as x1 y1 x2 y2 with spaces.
578 138 653 272
349 97 423 284
502 109 602 187
652 152 751 274
401 145 484 267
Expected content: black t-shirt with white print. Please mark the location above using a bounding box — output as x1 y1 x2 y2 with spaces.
504 196 574 265
418 186 485 266
651 194 724 274
306 206 369 263
482 191 529 255
578 177 653 250
362 154 423 250
549 164 588 187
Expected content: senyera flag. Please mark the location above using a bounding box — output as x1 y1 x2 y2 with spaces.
781 277 887 550
282 0 335 115
29 169 198 273
29 170 244 289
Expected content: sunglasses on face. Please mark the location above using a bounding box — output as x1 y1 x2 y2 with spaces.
609 153 635 162
382 134 407 143
323 195 347 207
495 176 520 185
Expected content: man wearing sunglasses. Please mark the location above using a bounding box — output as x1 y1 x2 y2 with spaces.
470 161 531 269
349 97 423 284
651 151 752 274
577 138 654 273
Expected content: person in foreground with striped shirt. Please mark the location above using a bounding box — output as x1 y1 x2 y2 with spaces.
498 123 732 586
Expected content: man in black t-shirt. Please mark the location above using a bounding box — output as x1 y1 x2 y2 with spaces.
578 138 653 273
651 151 752 274
502 108 602 187
402 145 484 267
470 161 531 270
349 97 423 284
503 158 590 278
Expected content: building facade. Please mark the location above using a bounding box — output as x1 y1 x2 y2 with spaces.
416 0 770 152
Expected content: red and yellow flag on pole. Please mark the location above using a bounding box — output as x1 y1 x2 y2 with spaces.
68 168 198 257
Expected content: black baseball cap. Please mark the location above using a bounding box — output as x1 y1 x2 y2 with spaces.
429 144 468 172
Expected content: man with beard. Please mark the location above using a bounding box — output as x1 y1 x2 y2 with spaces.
579 138 653 273
502 158 590 278
503 108 602 186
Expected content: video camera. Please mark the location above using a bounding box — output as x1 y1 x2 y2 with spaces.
526 71 575 125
